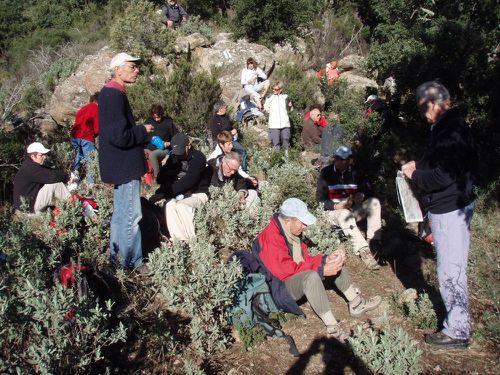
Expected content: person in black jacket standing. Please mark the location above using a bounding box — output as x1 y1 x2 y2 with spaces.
156 133 210 240
402 81 477 349
13 142 74 213
99 52 154 274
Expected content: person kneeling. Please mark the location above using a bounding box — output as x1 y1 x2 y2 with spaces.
254 198 382 341
156 134 210 241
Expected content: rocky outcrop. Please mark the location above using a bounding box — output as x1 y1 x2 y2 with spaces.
48 47 114 125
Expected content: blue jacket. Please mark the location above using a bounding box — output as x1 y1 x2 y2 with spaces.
98 81 148 185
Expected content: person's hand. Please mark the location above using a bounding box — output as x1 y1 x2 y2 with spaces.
402 161 416 179
246 176 258 187
324 255 344 276
144 124 155 135
238 191 246 205
334 198 353 211
327 244 346 263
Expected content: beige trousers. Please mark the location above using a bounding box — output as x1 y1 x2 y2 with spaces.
326 197 382 254
34 182 70 213
165 193 208 240
244 189 260 208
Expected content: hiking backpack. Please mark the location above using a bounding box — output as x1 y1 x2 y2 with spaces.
230 272 300 357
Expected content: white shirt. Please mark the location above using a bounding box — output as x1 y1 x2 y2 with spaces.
240 67 267 86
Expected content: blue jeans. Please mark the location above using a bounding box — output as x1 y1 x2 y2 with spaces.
429 201 474 340
110 179 143 269
232 140 248 171
70 138 96 182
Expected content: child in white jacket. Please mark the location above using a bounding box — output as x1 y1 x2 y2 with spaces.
264 81 292 151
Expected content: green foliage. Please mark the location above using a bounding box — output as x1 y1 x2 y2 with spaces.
44 58 79 92
149 239 243 358
179 15 214 42
304 208 342 256
349 322 423 375
235 324 267 351
23 0 84 30
109 0 176 59
272 63 321 112
229 0 322 46
392 292 437 330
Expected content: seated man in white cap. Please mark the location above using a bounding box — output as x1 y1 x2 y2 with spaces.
253 197 382 341
13 142 75 213
316 145 382 270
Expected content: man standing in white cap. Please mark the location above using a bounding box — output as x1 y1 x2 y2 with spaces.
98 52 154 274
13 142 74 213
253 197 382 341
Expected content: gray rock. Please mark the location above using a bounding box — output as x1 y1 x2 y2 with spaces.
339 71 378 92
174 32 211 53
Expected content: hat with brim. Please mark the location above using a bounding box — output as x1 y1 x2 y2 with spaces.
171 133 189 156
364 94 378 104
27 142 50 154
109 52 143 69
280 198 316 226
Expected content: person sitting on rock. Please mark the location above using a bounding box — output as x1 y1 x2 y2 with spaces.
160 0 188 29
253 197 382 342
316 146 382 270
207 130 258 188
302 107 324 151
144 104 178 177
208 100 248 171
70 92 99 182
156 133 210 241
240 57 270 110
13 142 76 214
263 81 292 152
208 151 259 208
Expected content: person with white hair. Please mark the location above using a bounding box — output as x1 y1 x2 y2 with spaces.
253 197 382 341
13 142 75 214
98 52 154 274
402 81 477 349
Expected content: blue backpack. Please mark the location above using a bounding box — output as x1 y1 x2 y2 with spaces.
229 271 300 357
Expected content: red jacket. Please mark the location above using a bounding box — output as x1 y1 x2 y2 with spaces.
256 215 325 282
70 102 99 142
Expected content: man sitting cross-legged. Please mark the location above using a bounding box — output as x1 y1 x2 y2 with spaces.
254 198 382 341
156 133 210 241
316 146 381 270
208 151 259 208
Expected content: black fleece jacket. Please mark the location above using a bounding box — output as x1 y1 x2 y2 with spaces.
13 158 69 211
412 108 477 214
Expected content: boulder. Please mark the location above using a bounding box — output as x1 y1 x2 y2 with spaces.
174 32 211 53
48 46 114 124
338 54 367 75
273 39 313 69
340 71 378 92
192 34 275 107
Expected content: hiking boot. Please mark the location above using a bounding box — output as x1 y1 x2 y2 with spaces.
326 322 350 343
135 264 151 276
349 291 382 318
424 331 469 349
358 246 380 270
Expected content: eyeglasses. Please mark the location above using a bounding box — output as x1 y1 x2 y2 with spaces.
124 64 139 71
224 160 239 172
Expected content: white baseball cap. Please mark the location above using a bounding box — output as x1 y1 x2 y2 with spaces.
280 198 317 226
364 94 378 103
27 142 50 154
109 52 142 69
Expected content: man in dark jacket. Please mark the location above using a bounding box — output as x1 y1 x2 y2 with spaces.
13 142 73 213
156 133 210 240
316 146 381 270
254 198 381 341
402 81 477 349
208 151 259 207
160 0 188 28
99 52 154 273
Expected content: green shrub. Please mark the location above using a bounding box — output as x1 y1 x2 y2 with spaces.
109 0 175 60
43 58 79 92
179 15 214 42
391 292 437 330
349 323 423 375
303 207 342 257
149 238 242 359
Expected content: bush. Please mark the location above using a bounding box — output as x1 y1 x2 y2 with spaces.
109 0 175 60
392 292 437 330
179 15 214 42
349 323 423 375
